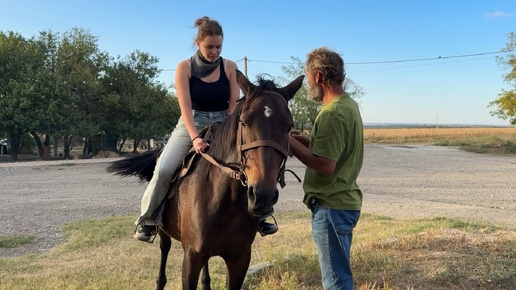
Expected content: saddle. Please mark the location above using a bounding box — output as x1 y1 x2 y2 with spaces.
166 123 219 198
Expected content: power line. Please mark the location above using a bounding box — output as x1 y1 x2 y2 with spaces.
347 50 514 65
161 49 515 72
350 56 498 74
246 49 514 65
237 58 293 65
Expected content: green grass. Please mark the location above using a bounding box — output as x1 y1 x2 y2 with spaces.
56 163 78 167
0 235 35 249
435 136 516 155
1 213 514 290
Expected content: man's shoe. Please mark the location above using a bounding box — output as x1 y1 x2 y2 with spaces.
258 220 278 236
134 225 157 242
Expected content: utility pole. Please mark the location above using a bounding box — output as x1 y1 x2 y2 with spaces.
243 56 248 77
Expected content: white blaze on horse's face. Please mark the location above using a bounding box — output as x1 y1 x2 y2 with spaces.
263 105 273 118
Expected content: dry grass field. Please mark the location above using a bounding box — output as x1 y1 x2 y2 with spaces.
364 127 516 155
364 127 516 143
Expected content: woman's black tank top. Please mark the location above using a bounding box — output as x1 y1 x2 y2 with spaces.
189 58 230 112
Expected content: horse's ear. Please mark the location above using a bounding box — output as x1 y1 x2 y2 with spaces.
236 69 256 96
278 75 305 102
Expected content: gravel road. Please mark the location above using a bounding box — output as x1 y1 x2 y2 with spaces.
1 144 515 258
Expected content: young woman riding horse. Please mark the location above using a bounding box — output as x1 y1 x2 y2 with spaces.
108 70 303 290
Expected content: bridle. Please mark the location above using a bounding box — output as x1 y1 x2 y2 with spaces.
199 91 300 188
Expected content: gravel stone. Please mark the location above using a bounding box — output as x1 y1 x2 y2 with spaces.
1 144 514 258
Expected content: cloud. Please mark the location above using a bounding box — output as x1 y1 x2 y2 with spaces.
485 11 516 18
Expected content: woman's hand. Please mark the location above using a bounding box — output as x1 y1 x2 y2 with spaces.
192 136 210 153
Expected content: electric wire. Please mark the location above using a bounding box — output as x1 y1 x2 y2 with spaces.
160 49 515 72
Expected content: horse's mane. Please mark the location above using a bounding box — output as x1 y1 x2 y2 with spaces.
246 74 280 99
197 75 281 174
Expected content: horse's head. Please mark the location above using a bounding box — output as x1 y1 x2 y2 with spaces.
235 70 304 216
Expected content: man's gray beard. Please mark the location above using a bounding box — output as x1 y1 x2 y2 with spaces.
309 84 323 102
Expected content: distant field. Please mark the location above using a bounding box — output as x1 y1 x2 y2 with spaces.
364 127 516 143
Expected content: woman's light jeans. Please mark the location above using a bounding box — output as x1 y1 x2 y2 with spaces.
135 110 228 226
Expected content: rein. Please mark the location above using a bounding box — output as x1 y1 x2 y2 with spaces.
198 151 243 180
198 91 301 188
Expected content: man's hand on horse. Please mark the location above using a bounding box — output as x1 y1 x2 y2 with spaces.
290 130 309 146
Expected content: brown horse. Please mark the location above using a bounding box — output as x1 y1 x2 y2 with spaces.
107 70 304 290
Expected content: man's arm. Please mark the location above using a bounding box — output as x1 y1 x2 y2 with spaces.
289 136 336 176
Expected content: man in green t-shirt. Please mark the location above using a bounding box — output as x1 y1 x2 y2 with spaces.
289 47 364 290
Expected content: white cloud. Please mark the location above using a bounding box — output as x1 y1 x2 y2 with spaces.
486 11 516 18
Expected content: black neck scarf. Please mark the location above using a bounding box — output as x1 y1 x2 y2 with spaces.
190 50 221 78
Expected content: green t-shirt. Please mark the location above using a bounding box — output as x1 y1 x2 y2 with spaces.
302 94 364 210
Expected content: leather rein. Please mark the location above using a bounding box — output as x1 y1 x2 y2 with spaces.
198 91 301 188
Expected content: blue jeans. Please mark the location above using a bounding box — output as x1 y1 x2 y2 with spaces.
136 110 228 226
311 200 360 290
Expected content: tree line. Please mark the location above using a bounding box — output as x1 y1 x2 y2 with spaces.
0 28 179 161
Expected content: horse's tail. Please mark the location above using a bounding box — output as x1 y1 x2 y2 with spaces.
106 148 161 182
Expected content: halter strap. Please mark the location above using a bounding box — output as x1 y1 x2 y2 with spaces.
239 140 289 159
197 90 296 187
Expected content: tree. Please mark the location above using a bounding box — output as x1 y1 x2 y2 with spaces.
1 28 180 160
101 50 179 153
32 30 74 158
489 32 516 125
0 29 110 161
279 56 365 130
54 28 109 158
0 31 49 161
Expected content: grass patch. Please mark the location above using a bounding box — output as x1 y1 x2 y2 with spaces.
58 215 135 251
0 235 35 249
0 213 514 290
458 138 516 155
56 163 78 167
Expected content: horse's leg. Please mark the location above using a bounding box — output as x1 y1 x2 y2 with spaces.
156 232 171 290
224 249 252 290
200 263 211 290
182 250 208 290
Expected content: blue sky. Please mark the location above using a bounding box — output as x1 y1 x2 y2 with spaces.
1 0 515 126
